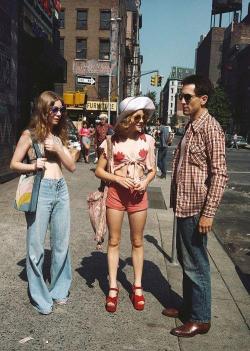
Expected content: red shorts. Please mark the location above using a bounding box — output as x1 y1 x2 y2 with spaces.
106 182 148 213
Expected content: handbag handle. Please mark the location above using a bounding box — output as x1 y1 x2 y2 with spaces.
106 135 113 173
32 142 43 175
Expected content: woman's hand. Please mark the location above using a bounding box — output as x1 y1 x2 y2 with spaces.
115 175 135 189
133 179 148 193
35 158 47 171
44 136 62 153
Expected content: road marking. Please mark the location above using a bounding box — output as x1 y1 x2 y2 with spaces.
227 171 250 174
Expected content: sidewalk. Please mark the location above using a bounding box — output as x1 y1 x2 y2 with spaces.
0 163 249 350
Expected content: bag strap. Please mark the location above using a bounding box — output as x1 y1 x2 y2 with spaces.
106 135 113 173
33 142 43 159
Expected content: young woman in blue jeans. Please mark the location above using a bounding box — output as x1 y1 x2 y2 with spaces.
10 91 76 315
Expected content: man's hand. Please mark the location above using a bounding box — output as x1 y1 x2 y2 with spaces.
198 215 213 234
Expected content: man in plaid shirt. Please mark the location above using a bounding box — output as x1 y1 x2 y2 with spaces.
163 75 228 337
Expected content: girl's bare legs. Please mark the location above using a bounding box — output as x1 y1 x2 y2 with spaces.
106 208 124 305
83 143 90 162
128 210 147 305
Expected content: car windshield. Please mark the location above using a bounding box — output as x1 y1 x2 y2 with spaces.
237 136 245 141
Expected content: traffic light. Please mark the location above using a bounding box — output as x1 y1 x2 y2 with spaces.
150 75 157 86
157 75 162 87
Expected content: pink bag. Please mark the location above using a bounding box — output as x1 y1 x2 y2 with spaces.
87 136 113 249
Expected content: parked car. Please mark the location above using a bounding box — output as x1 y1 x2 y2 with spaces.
235 136 248 148
225 133 232 147
227 135 248 149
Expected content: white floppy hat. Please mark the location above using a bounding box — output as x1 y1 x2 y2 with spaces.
99 112 108 119
116 96 155 126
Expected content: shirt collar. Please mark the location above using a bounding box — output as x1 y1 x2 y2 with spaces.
190 109 209 133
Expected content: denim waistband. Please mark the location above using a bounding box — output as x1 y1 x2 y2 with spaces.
41 177 66 188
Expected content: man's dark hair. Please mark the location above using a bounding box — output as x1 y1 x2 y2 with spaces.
157 118 166 125
182 75 214 100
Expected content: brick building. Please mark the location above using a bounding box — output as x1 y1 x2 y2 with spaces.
196 28 225 87
196 4 250 136
0 1 18 182
0 0 66 182
59 0 141 124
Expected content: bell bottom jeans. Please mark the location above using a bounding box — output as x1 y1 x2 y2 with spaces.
25 178 72 314
176 215 211 323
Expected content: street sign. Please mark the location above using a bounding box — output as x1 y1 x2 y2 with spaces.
76 76 95 85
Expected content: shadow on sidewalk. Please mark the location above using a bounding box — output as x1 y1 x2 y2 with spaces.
144 234 171 262
76 251 131 296
17 249 52 283
125 257 182 308
76 251 182 308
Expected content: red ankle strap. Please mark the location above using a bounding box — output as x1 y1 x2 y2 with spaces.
133 285 142 289
109 288 119 292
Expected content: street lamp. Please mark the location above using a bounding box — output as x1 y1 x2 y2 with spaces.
108 17 121 124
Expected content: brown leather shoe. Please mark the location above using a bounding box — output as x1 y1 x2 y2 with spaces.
170 321 211 338
162 307 180 318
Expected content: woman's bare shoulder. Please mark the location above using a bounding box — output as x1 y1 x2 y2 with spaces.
19 129 32 145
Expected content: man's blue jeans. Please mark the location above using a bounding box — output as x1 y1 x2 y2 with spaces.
157 147 168 176
25 178 72 314
176 215 211 322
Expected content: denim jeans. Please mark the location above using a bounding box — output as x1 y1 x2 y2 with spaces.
157 147 168 175
25 178 72 314
176 215 211 322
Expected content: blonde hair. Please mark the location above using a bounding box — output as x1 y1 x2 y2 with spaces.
114 110 149 137
29 91 68 145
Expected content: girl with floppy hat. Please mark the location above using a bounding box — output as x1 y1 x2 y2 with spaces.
95 96 156 313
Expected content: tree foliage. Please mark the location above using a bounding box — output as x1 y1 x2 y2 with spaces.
208 87 232 129
145 90 158 124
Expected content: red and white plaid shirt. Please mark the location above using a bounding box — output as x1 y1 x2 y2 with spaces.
170 110 228 218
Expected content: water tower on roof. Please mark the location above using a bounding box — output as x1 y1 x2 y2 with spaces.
211 0 242 27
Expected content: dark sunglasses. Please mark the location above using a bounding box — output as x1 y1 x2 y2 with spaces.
50 106 66 114
133 115 148 123
178 93 197 104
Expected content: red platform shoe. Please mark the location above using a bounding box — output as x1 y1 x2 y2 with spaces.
130 285 145 311
105 288 119 313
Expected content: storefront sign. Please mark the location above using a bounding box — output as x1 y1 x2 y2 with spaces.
86 101 117 111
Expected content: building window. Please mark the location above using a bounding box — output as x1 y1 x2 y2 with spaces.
171 88 173 93
76 38 87 59
99 39 110 60
98 76 109 98
100 10 111 30
59 9 65 28
76 9 88 29
60 37 64 57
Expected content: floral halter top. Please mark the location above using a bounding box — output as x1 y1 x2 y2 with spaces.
100 133 156 181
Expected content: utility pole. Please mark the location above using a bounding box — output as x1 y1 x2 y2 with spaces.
108 17 121 124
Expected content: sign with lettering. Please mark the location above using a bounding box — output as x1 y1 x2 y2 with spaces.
86 101 117 111
76 76 96 85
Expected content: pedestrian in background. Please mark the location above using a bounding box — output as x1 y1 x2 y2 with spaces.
156 118 170 179
10 91 75 315
94 113 113 163
163 75 228 337
232 132 238 149
95 96 156 313
79 120 91 163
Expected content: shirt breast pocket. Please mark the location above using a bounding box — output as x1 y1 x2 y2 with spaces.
189 144 206 168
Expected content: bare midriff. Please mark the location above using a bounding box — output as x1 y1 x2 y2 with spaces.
114 164 144 180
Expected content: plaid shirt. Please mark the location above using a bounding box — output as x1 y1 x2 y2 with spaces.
170 110 228 218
